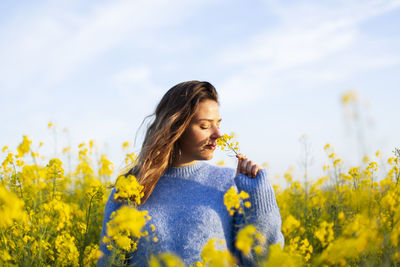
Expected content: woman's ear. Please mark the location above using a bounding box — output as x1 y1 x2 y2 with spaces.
172 142 181 160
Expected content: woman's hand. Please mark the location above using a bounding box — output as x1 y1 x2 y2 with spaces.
236 154 261 178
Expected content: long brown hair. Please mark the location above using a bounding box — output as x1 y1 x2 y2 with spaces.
119 81 219 204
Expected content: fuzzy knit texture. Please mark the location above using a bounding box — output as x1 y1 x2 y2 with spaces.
98 161 284 266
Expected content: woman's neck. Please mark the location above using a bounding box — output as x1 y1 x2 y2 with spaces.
171 159 198 167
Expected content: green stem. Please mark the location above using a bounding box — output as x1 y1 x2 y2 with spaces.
79 192 96 266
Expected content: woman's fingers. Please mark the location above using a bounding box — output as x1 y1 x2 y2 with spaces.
242 158 249 172
236 154 261 178
246 160 253 177
236 154 245 176
252 164 261 178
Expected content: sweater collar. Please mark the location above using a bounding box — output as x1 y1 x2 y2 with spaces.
163 161 206 178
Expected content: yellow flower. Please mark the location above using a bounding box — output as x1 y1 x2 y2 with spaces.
284 171 293 184
122 141 131 150
333 158 342 167
62 146 71 154
216 133 240 154
315 221 334 248
83 245 102 266
149 252 185 267
0 185 26 227
290 182 301 190
16 159 24 167
114 174 144 205
3 152 14 167
223 186 250 216
200 238 235 266
349 167 360 178
362 155 370 164
323 143 331 151
366 161 378 172
0 250 12 262
46 158 64 180
341 90 358 104
17 135 32 157
89 139 96 151
299 238 313 262
55 232 79 266
388 157 396 165
235 225 266 257
282 214 300 235
315 176 328 187
98 154 114 177
190 262 206 267
125 152 138 165
105 206 150 252
338 211 345 221
216 160 225 166
43 199 73 231
264 244 302 267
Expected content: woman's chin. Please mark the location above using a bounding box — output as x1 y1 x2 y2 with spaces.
203 153 214 160
193 150 215 161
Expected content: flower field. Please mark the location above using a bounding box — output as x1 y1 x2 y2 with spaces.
1 127 400 266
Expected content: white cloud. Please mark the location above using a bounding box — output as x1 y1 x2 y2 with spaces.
219 21 356 69
215 0 400 108
0 0 210 93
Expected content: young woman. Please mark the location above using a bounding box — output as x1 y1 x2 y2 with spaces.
98 81 284 266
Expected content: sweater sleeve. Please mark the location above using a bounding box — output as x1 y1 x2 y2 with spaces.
97 188 123 267
232 168 284 266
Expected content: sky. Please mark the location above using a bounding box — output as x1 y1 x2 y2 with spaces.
1 0 400 183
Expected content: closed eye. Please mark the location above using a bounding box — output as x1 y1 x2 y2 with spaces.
197 118 222 130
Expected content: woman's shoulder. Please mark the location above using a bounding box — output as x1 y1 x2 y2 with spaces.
104 187 125 213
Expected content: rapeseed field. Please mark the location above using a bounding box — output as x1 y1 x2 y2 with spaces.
1 123 399 266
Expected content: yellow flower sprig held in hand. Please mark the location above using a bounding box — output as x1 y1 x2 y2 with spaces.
216 133 240 155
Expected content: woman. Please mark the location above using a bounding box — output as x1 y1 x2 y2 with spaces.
98 81 284 266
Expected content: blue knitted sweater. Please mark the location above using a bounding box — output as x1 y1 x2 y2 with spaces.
98 161 284 266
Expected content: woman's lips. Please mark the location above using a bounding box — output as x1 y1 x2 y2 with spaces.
205 144 216 150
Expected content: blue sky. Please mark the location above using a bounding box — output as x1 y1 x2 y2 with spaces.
1 0 399 181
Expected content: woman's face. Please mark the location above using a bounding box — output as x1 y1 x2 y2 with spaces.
176 99 222 166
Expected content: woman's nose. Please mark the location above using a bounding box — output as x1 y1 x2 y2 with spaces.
211 126 222 139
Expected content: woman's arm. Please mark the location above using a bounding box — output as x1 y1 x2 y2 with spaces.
232 155 284 266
